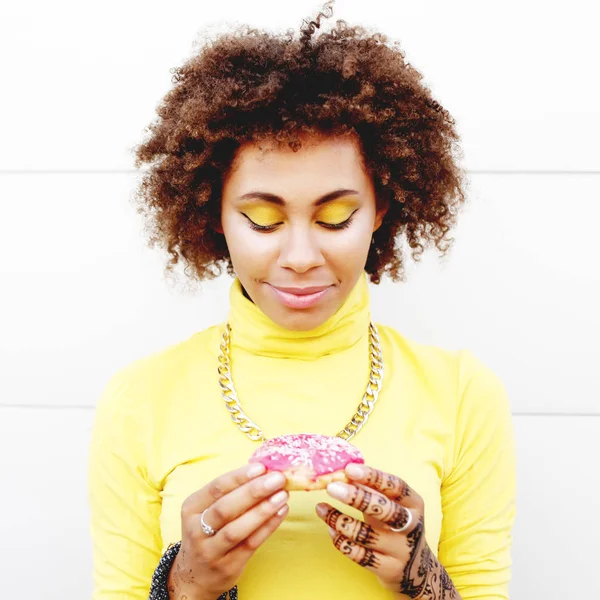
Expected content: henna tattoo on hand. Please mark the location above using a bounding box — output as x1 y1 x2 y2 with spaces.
387 502 411 529
358 548 380 568
398 516 460 599
351 487 374 513
325 507 380 547
349 486 411 529
362 468 412 501
333 533 381 569
400 516 428 598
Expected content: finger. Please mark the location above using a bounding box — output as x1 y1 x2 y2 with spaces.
329 529 385 573
345 464 422 508
316 503 382 549
181 462 267 519
199 470 287 534
208 489 289 555
326 482 417 532
233 503 289 563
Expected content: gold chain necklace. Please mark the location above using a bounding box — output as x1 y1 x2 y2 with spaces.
217 321 384 443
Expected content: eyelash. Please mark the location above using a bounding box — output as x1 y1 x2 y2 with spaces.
243 212 357 232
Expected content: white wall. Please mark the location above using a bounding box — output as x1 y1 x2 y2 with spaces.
1 1 599 598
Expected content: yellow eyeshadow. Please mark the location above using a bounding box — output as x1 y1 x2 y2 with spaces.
241 199 359 227
242 205 284 226
316 200 358 224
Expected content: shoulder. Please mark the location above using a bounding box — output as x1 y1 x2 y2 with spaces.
375 322 510 413
375 322 462 381
96 323 224 414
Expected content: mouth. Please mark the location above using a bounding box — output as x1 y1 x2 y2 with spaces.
267 283 333 309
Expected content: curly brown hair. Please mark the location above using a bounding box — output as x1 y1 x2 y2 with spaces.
132 0 468 287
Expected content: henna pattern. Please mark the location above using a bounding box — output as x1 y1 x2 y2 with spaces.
364 467 385 489
364 468 412 502
325 508 380 547
370 494 386 516
399 516 428 598
387 502 411 529
325 508 341 530
333 533 381 569
393 479 411 502
350 486 413 529
439 567 460 599
358 548 380 568
334 533 354 556
350 487 373 513
398 516 460 599
355 521 379 547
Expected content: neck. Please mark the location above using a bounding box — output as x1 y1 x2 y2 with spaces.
226 272 372 359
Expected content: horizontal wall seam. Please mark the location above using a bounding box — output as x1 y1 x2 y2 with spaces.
0 404 598 416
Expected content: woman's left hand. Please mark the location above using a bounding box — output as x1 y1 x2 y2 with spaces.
316 463 459 599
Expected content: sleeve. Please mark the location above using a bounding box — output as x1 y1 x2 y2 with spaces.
437 350 517 600
88 369 164 600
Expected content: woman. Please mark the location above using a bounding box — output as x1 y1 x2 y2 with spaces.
88 2 516 599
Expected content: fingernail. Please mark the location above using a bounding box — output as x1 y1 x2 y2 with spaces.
277 505 289 517
315 503 328 517
247 463 265 478
264 471 286 490
270 490 288 505
328 527 337 537
327 482 349 501
346 463 366 479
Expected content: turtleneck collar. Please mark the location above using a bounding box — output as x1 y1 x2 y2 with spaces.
226 271 371 359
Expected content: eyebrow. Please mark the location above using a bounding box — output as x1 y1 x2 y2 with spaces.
236 188 360 207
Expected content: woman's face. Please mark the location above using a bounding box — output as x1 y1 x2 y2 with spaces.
220 134 388 331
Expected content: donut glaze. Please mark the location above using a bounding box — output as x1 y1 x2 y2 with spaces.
249 433 364 490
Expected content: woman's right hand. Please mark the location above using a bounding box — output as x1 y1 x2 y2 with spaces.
167 462 289 600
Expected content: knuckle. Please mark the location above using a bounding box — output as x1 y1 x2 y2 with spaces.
220 563 239 581
208 480 225 500
211 503 227 523
180 498 193 521
259 498 277 516
250 481 267 499
243 535 261 551
221 527 240 546
233 470 248 487
187 525 205 546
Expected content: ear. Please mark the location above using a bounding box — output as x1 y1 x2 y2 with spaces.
373 197 390 232
210 214 224 234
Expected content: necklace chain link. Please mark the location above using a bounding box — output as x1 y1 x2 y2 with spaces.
217 321 384 443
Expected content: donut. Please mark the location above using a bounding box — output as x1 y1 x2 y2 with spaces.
248 433 365 491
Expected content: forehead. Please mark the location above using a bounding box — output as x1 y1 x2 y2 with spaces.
224 135 371 194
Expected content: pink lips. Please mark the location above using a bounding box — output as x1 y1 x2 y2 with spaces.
268 284 332 309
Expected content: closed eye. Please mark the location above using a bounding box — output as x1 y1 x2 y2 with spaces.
242 210 357 232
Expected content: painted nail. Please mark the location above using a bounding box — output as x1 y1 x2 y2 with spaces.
328 527 337 537
346 463 366 479
315 503 328 517
327 482 349 501
270 490 288 505
264 471 286 490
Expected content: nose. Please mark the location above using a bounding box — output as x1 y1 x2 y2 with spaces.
277 225 326 273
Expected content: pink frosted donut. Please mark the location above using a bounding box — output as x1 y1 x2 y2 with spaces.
249 433 365 491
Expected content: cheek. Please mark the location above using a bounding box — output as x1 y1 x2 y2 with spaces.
325 222 373 256
224 223 275 269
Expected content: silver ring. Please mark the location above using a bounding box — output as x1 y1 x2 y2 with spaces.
200 509 217 536
389 506 413 533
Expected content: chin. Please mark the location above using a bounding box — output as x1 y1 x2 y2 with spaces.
271 307 334 331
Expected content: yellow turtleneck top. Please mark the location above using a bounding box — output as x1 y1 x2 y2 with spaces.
88 271 516 600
